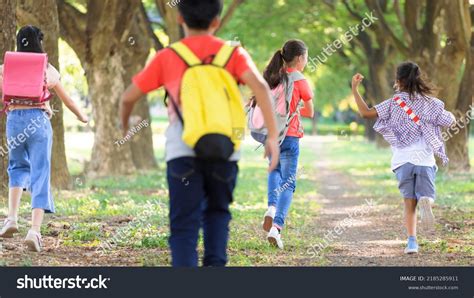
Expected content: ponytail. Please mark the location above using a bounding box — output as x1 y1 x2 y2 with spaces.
263 40 308 90
263 50 286 89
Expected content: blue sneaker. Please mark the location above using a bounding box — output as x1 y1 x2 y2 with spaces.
404 236 419 254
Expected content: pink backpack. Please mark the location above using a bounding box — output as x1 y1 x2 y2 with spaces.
2 51 51 108
247 71 306 145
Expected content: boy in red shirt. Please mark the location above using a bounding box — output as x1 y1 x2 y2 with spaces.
120 0 279 267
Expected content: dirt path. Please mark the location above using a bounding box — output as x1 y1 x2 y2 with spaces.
309 138 473 266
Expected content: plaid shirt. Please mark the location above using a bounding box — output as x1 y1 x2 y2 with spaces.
374 92 455 165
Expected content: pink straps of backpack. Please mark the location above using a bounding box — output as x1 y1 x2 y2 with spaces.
393 96 421 125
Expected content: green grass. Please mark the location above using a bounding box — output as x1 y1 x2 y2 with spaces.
2 128 472 266
53 133 324 266
58 133 474 265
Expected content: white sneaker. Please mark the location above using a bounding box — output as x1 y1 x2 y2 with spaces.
262 206 276 232
267 226 284 249
25 230 43 252
419 197 435 227
0 218 19 238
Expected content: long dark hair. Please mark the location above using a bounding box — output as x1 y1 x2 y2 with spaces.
263 39 307 89
16 25 44 53
396 61 434 99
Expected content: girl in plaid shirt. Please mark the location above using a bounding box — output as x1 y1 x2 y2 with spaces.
351 61 455 254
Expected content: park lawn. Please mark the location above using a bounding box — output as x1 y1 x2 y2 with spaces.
0 133 322 266
2 132 472 266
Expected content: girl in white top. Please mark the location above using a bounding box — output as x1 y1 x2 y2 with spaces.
0 25 88 252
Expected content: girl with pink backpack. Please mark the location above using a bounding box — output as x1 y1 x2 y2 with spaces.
0 26 88 252
258 40 314 249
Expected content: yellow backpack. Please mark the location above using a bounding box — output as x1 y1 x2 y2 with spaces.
167 41 246 160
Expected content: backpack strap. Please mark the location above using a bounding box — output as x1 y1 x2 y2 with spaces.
393 96 421 125
212 44 237 68
287 71 306 82
169 42 202 67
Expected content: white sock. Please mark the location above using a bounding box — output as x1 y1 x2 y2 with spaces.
7 216 18 222
267 206 276 217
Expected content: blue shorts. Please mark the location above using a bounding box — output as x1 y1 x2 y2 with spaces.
394 163 436 200
6 109 54 213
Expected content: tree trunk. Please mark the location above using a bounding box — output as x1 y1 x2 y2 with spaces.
87 54 136 176
0 0 17 197
156 0 183 43
311 113 318 135
121 9 157 170
444 1 472 171
58 0 141 177
17 0 72 189
365 58 393 147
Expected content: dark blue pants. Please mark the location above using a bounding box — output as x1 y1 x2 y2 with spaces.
167 157 238 267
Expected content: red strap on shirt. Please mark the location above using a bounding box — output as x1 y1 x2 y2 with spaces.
393 96 420 125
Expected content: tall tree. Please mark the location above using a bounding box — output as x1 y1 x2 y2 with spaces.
338 0 396 145
0 0 17 196
123 3 158 169
16 0 72 188
57 0 146 176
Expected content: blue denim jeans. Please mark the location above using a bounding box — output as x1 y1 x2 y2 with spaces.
167 157 238 267
267 136 300 228
6 109 54 213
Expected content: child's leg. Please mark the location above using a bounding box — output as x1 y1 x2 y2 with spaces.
404 198 417 237
167 157 204 267
273 138 299 230
202 161 238 267
0 188 22 237
31 208 45 233
7 187 23 220
267 162 282 207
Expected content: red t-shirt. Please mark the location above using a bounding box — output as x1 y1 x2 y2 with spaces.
133 35 255 122
285 68 314 138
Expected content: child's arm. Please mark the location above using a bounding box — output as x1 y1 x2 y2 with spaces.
53 83 88 123
240 70 280 172
351 73 378 119
300 100 314 118
120 84 144 134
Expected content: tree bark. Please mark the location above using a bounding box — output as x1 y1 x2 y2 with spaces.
58 0 146 177
16 0 72 189
122 7 157 170
0 0 17 197
156 0 183 43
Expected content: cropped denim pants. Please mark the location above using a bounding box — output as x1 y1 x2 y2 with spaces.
6 109 54 213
